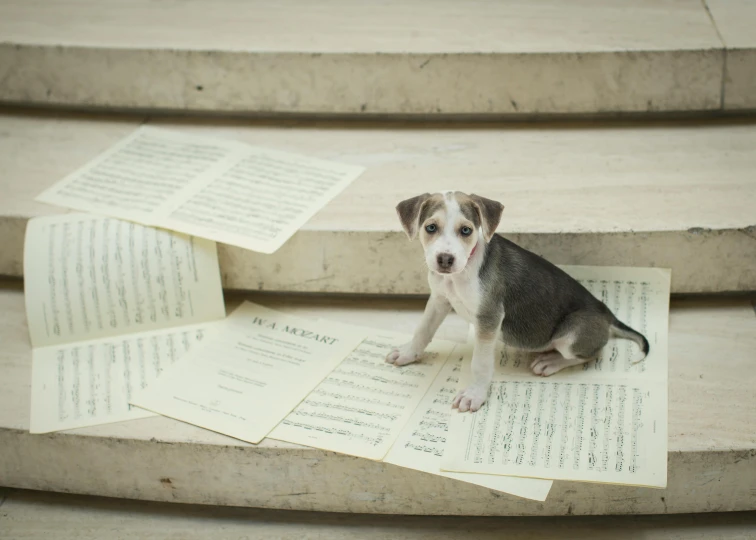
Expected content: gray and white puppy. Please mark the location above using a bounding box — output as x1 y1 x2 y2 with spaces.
385 191 649 412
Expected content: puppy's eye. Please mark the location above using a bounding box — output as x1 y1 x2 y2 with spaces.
425 224 437 233
460 226 472 236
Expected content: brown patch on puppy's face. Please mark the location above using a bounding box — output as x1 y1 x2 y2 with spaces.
397 191 505 274
396 193 442 240
418 192 481 274
467 193 504 241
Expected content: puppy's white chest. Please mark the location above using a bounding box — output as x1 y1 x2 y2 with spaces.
440 276 478 323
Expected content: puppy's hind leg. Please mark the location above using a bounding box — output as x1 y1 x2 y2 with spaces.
530 350 587 377
530 312 610 377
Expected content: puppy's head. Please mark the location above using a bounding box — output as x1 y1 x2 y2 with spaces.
396 191 504 275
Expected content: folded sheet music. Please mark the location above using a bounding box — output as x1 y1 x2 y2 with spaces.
269 331 553 501
131 302 368 444
25 213 226 433
441 266 671 488
36 126 365 254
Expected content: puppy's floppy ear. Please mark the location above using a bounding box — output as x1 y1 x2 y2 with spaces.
396 193 432 240
469 194 504 241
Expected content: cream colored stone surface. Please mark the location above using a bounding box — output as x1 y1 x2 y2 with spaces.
0 0 725 113
2 490 756 540
1 284 755 515
706 0 756 110
0 0 721 52
2 110 755 293
722 50 756 110
0 46 725 115
706 0 756 48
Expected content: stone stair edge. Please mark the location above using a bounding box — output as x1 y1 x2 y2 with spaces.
3 102 756 123
1 0 754 113
2 215 756 294
0 43 732 115
2 108 755 294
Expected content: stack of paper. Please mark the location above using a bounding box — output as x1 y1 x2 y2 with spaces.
132 316 553 501
23 126 672 503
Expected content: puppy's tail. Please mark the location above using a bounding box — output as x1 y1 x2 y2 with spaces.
610 319 650 364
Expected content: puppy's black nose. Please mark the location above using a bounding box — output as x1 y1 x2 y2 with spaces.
437 253 455 270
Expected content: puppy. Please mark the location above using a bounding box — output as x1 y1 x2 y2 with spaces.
385 191 649 412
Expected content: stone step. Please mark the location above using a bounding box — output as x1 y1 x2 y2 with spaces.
0 0 753 116
2 282 755 515
2 109 756 294
2 489 756 539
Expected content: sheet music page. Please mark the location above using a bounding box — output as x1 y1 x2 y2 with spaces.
491 266 670 382
159 146 365 254
23 213 225 348
36 127 245 224
36 126 365 254
268 332 454 460
559 266 669 381
441 266 670 488
384 350 553 501
442 373 668 487
131 302 367 444
29 323 211 433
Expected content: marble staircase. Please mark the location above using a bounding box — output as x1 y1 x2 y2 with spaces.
1 0 755 521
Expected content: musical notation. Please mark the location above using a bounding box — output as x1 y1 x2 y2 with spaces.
26 211 225 435
270 333 453 460
56 131 230 215
30 325 208 433
279 420 384 447
310 388 404 409
171 153 346 242
383 353 554 501
446 377 665 487
131 302 367 445
25 214 224 349
442 266 670 489
37 126 365 254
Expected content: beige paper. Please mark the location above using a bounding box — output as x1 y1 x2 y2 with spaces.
131 302 368 444
23 213 225 348
30 324 211 434
24 213 226 433
384 350 553 501
269 331 454 460
37 126 365 254
441 266 671 488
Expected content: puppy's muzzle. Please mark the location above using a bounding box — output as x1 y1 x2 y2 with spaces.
436 253 455 273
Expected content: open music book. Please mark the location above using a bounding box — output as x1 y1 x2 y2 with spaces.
36 126 365 254
24 213 226 433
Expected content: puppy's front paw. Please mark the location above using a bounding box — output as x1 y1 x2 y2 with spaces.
385 343 423 366
452 385 488 412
